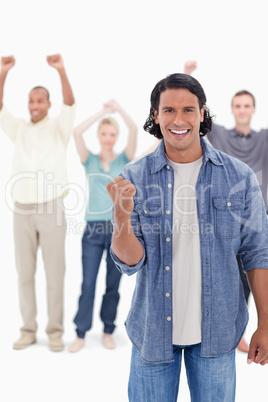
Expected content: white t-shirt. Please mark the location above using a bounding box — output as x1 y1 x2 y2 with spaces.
168 156 202 345
0 104 76 203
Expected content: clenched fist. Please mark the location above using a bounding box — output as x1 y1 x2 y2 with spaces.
184 60 197 75
1 56 15 74
106 176 136 218
47 54 64 71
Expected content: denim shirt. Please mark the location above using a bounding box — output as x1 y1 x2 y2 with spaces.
110 138 268 363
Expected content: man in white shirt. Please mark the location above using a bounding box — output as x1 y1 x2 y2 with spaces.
0 54 75 351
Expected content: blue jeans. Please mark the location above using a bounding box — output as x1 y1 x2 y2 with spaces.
73 221 122 337
129 344 236 402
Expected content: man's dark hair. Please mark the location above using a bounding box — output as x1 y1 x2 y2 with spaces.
143 73 213 139
30 86 50 101
231 90 255 107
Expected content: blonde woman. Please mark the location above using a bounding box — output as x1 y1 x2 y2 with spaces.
69 99 137 352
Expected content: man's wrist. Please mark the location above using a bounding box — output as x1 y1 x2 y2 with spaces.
257 317 268 328
0 70 8 80
114 210 131 224
113 217 133 239
57 66 66 75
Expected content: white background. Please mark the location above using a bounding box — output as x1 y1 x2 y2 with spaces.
0 0 268 401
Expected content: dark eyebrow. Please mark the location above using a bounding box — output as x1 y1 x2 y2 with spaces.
161 105 197 110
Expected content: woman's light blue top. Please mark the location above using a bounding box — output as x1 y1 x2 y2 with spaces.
83 151 130 222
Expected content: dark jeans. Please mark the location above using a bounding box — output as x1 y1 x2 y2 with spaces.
74 221 122 338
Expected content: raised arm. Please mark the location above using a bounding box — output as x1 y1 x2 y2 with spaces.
106 176 143 266
0 56 15 110
47 54 75 106
246 269 268 365
73 104 113 163
183 60 197 75
104 99 138 161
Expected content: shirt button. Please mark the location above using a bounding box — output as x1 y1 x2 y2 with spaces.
206 310 209 316
165 293 170 297
166 237 171 242
227 201 232 207
167 316 171 321
165 266 170 271
166 165 170 170
166 210 171 215
167 183 172 188
144 210 148 214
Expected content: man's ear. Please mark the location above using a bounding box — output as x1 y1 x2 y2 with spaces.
153 108 159 124
200 105 205 122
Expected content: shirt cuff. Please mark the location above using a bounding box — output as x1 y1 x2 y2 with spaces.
109 246 146 276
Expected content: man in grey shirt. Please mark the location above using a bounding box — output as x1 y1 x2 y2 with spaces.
184 60 268 353
206 99 268 211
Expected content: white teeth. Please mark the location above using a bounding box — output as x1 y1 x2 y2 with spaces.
171 129 188 134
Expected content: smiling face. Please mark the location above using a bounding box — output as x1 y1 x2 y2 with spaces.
231 94 255 126
153 88 205 163
97 123 118 150
28 88 51 123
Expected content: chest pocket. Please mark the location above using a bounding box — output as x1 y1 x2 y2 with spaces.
213 197 245 238
135 203 162 246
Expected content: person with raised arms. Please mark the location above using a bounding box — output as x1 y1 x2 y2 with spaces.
0 54 75 352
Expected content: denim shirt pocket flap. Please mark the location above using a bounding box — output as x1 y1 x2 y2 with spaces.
135 202 161 245
213 196 244 238
213 197 244 210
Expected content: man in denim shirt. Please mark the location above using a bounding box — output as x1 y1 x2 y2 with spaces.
107 73 268 401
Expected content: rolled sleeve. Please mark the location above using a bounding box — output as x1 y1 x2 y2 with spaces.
110 246 146 276
110 200 147 275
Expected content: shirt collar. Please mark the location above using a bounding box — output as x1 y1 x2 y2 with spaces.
230 129 252 138
150 136 223 174
28 115 49 126
150 140 169 174
200 137 223 166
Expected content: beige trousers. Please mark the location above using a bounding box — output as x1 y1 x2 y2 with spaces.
13 197 66 337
